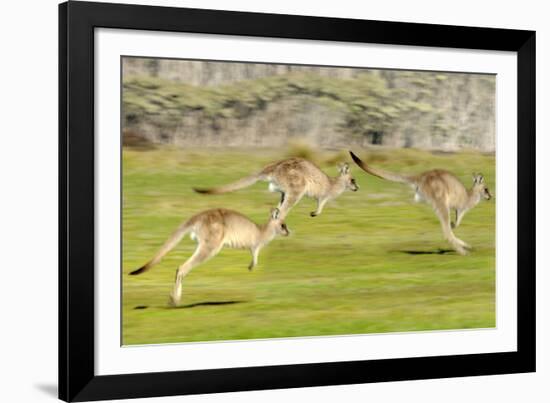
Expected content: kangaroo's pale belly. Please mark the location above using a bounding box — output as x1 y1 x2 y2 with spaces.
223 235 252 250
268 182 282 193
414 191 425 203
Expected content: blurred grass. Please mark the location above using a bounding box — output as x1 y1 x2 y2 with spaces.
122 146 495 345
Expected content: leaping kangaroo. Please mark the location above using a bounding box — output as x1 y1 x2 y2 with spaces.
193 157 359 219
349 151 492 255
129 208 290 306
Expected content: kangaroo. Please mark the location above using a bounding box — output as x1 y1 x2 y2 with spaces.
349 151 492 255
129 208 290 306
193 158 359 219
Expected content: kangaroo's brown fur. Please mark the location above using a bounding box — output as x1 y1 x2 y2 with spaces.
193 158 359 218
129 208 290 306
350 151 492 255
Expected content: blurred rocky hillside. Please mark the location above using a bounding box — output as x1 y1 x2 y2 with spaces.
122 57 495 151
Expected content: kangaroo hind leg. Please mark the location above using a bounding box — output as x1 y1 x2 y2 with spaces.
278 192 286 208
268 182 286 209
433 202 469 255
278 190 303 219
169 241 222 307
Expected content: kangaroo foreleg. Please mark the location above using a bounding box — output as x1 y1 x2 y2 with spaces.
451 209 458 228
311 197 329 217
453 209 467 229
248 246 261 271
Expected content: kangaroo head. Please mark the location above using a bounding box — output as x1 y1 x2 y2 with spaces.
268 208 290 237
472 173 492 200
338 162 359 192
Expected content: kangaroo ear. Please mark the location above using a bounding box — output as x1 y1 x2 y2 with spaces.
472 173 484 184
271 208 280 219
340 162 350 174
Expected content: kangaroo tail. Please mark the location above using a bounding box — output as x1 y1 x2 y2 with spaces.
349 151 413 184
193 174 261 195
129 221 191 275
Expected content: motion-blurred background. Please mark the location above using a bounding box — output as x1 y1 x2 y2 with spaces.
122 58 495 151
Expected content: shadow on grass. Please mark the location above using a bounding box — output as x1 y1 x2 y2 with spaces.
398 248 455 255
134 301 247 310
173 300 247 309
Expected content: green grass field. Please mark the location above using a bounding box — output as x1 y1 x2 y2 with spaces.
122 146 495 345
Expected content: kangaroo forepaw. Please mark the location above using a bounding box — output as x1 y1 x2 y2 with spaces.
451 222 456 229
310 211 318 217
248 263 254 271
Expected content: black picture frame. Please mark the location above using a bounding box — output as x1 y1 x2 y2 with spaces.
59 1 536 401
